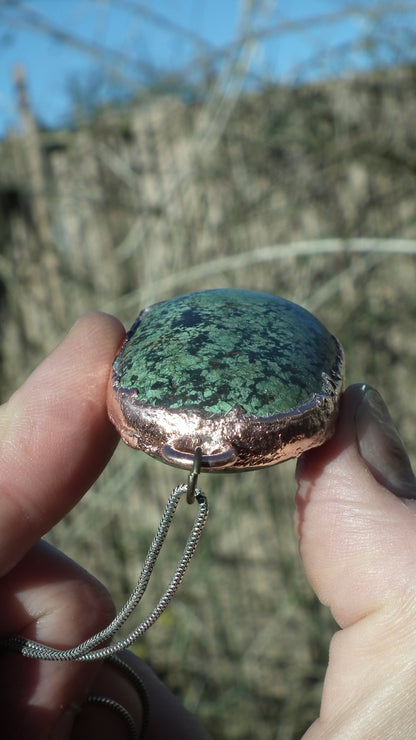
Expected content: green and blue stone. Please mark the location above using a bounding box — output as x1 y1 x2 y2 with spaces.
108 289 344 471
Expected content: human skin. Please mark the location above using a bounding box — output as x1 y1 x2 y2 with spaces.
0 314 211 739
297 382 416 739
0 312 415 738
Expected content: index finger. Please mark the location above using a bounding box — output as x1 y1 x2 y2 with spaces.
0 312 125 577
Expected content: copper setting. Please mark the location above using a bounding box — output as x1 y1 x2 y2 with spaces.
107 344 344 472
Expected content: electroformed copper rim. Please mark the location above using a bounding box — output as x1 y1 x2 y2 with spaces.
108 340 344 472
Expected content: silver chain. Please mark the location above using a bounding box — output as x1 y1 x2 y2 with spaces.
84 653 150 739
85 695 140 739
1 483 208 661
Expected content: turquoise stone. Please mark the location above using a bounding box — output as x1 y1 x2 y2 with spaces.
109 289 344 471
114 290 339 416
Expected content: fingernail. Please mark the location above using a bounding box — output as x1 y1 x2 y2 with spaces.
355 385 416 499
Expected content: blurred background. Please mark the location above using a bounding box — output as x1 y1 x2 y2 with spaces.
1 1 416 738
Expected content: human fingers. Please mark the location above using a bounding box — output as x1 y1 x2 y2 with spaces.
296 384 416 738
0 313 125 737
0 312 125 577
75 650 212 739
0 540 117 739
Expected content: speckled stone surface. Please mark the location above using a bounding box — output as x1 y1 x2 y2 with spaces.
113 289 340 417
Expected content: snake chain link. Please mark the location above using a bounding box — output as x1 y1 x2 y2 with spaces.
1 483 208 661
84 653 151 739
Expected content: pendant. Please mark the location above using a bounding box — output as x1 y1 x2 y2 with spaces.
108 289 344 471
2 290 344 675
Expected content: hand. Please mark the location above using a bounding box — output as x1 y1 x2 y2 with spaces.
0 313 210 739
2 315 416 739
296 383 416 738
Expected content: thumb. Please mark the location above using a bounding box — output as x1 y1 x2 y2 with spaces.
296 384 416 738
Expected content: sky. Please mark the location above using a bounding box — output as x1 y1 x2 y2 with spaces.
0 0 415 137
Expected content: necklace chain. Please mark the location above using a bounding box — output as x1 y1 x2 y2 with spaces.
1 483 208 661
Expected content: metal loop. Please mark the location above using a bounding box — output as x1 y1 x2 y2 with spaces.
162 443 236 470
